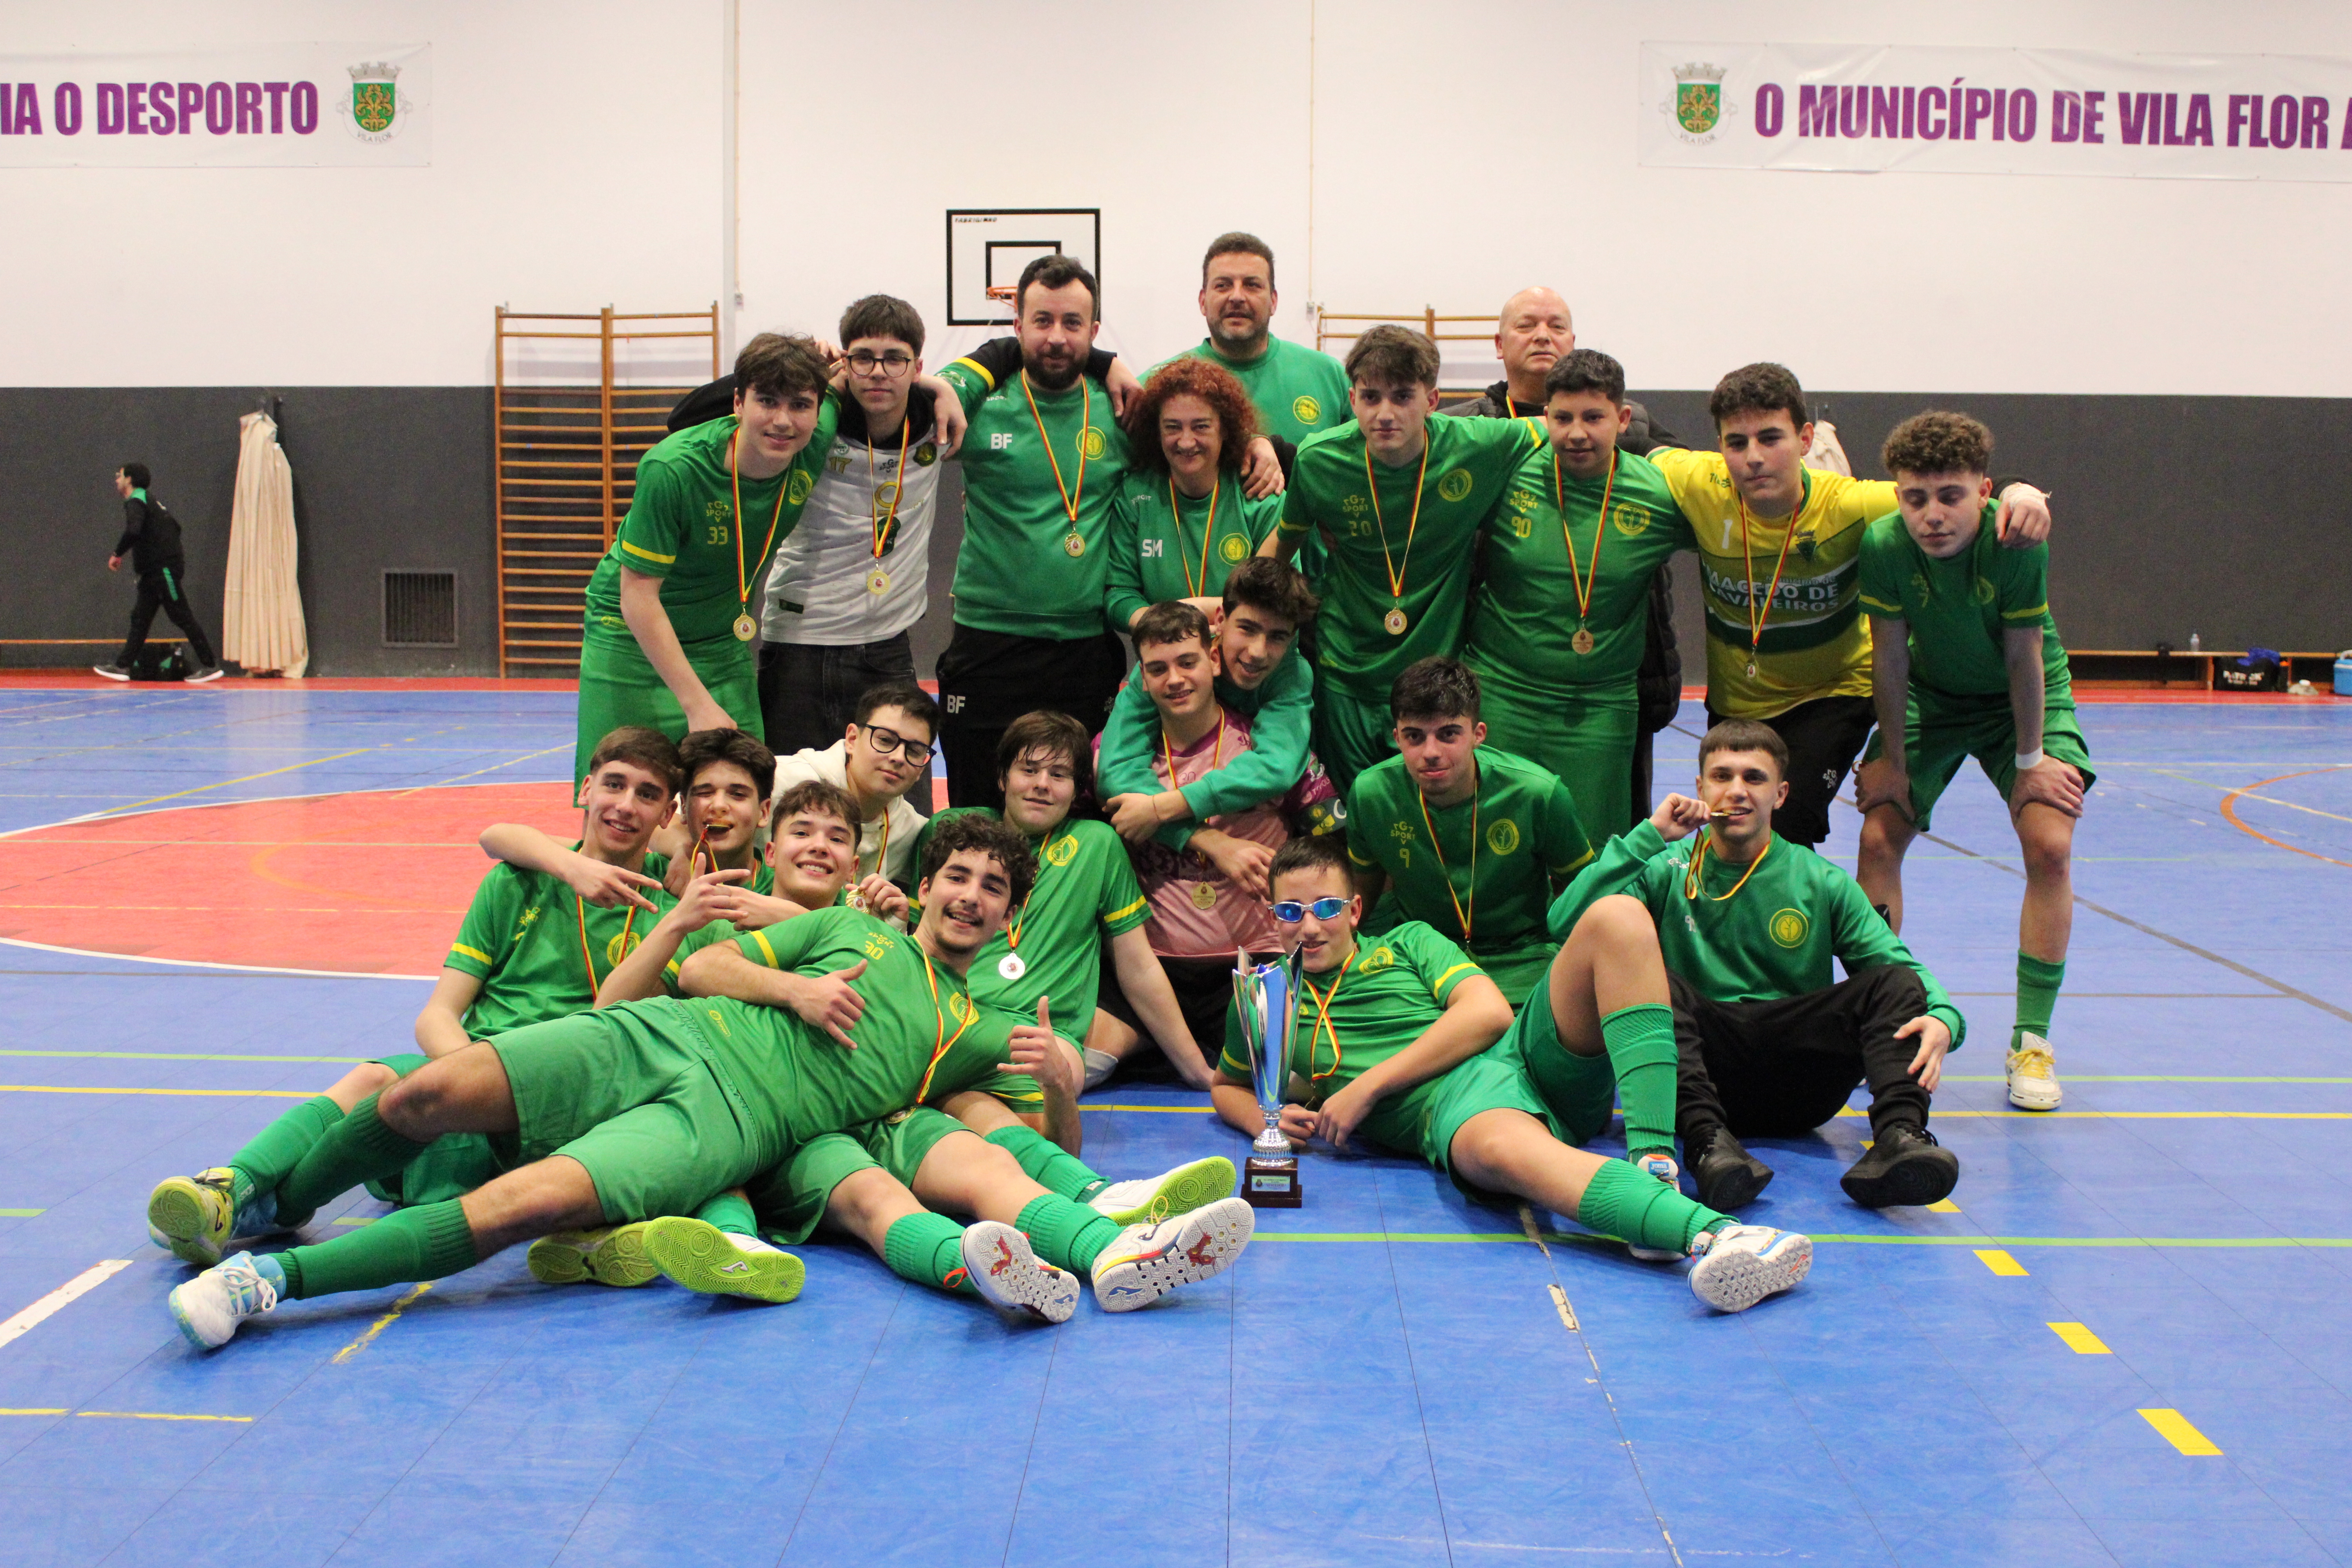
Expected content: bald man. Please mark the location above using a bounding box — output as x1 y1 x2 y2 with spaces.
1444 288 1684 827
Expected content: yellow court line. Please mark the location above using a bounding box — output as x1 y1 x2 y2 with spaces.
56 747 377 823
0 1408 67 1416
2139 1408 2222 1456
332 1281 433 1364
1976 1249 2029 1276
2048 1321 2112 1354
74 1411 253 1423
1926 1199 1962 1213
0 1085 313 1099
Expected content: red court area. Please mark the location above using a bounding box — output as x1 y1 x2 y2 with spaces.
0 783 581 975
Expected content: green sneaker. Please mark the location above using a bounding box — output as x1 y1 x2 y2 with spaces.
643 1216 804 1303
526 1223 660 1288
1085 1156 1237 1225
148 1169 240 1267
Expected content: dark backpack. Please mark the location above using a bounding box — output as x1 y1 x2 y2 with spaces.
130 643 191 682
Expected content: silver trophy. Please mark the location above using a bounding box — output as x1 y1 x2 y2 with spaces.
1231 950 1305 1208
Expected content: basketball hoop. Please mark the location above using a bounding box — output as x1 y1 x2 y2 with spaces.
985 285 1016 306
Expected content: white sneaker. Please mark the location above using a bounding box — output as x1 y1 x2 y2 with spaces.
1625 1152 1684 1261
2007 1034 2063 1111
961 1221 1080 1323
168 1251 279 1349
1687 1225 1812 1313
1086 1156 1236 1225
1091 1197 1254 1312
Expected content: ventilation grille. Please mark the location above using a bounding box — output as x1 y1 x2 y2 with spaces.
383 570 459 647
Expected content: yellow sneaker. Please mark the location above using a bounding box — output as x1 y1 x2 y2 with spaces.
147 1169 239 1267
526 1223 660 1287
643 1216 804 1303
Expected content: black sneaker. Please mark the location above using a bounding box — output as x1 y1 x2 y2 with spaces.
1690 1127 1775 1212
185 665 225 684
92 662 131 681
1840 1123 1959 1209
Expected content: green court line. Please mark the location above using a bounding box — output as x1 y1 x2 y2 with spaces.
0 1050 368 1064
1254 1232 2352 1248
0 1209 42 1218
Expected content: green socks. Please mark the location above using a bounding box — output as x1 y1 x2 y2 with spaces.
881 1211 979 1297
273 1093 432 1221
986 1125 1107 1204
276 1199 478 1300
1014 1194 1122 1276
1575 1159 1728 1256
227 1095 345 1223
695 1189 759 1238
2013 953 2066 1051
1600 1004 1680 1158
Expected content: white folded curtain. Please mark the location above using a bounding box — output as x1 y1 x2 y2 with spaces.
222 410 310 677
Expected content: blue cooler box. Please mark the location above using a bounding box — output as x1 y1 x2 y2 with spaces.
2336 653 2352 696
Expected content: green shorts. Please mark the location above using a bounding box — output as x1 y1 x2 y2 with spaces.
490 1009 780 1225
1472 673 1640 841
1504 975 1621 1149
1311 682 1396 796
1356 1042 1560 1201
574 624 762 786
742 1106 974 1245
1862 691 2095 832
362 1052 505 1207
1466 941 1561 1011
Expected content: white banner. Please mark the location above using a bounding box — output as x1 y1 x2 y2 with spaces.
1640 43 2352 182
0 44 429 166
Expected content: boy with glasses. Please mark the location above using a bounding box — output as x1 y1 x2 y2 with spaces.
774 681 939 909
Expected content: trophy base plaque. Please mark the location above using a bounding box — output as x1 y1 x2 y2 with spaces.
1243 1153 1303 1209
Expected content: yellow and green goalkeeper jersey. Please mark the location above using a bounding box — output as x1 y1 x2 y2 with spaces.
658 904 1042 1148
1216 921 1485 1107
1548 820 1965 1045
1647 449 1896 720
1103 470 1284 629
1857 505 2071 703
1345 748 1593 988
583 408 838 646
936 358 1130 640
1466 446 1695 703
1278 415 1543 704
1162 334 1352 446
444 850 677 1038
909 808 1151 1030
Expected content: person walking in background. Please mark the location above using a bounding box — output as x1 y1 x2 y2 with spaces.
96 462 224 684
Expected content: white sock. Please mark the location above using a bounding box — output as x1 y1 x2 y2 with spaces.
726 1231 779 1255
1082 1048 1118 1090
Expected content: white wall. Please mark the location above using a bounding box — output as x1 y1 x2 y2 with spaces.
10 0 2352 395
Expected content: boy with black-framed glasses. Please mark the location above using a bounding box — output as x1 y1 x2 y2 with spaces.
773 680 939 907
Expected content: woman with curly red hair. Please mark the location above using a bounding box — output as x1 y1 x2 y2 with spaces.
1104 357 1281 630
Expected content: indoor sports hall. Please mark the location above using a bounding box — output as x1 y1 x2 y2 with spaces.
5 6 2350 1568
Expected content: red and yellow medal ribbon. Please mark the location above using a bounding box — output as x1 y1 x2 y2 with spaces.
1414 779 1479 944
1551 447 1616 632
1301 949 1354 1085
574 892 640 994
1021 371 1091 535
1169 474 1221 599
731 423 794 625
1683 831 1771 903
1735 474 1806 673
1361 441 1428 617
916 946 978 1103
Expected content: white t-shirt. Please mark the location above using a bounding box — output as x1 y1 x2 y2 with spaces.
771 740 926 889
760 390 944 646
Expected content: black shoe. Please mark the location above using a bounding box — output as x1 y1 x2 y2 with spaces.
185 665 225 684
92 662 131 682
1690 1127 1774 1211
1840 1123 1959 1209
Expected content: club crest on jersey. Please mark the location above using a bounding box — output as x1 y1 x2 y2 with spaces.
1219 534 1251 563
1485 820 1521 856
787 470 815 505
1360 947 1396 972
1768 908 1809 949
1973 576 1996 605
915 443 938 466
1044 834 1079 867
1794 528 1817 560
604 930 642 966
1079 426 1107 459
1292 394 1322 425
1612 503 1653 537
1437 469 1474 503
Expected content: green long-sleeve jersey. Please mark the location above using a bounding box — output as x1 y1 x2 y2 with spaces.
1094 652 1314 852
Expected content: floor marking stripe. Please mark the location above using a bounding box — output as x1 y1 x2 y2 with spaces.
0 1408 68 1416
2139 1408 2223 1455
2048 1321 2112 1354
1926 1199 1962 1213
1833 1107 2351 1120
1976 1249 2030 1276
2216 766 2352 868
73 1411 253 1423
0 1209 43 1218
52 746 378 824
0 1050 371 1063
0 1085 312 1099
0 936 436 983
1082 1103 1216 1113
0 1259 133 1349
332 1281 432 1364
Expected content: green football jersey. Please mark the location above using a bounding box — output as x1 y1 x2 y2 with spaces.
1345 748 1593 987
1549 820 1965 1045
1857 504 2070 702
911 809 1150 1029
445 851 677 1038
635 904 1040 1151
1163 334 1352 446
583 408 838 645
936 358 1131 639
1278 415 1543 702
1465 446 1695 698
1103 470 1284 630
1094 652 1314 853
1216 921 1484 1105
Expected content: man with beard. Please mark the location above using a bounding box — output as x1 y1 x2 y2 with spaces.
1160 232 1350 448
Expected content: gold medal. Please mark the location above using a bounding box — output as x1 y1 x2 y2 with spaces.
997 953 1028 982
1384 608 1408 636
1063 532 1086 557
1571 627 1595 655
1190 883 1218 911
732 613 757 642
866 567 891 596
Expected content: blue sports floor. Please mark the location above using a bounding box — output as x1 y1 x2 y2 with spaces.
0 682 2348 1567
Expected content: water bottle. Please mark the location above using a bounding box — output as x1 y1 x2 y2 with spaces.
2188 630 2201 653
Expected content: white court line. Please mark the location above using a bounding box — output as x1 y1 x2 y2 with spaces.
0 936 434 983
0 1260 133 1350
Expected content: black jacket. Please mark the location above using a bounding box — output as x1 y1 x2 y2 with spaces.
113 494 185 576
1446 381 1683 734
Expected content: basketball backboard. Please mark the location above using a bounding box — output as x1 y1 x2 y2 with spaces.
946 208 1101 325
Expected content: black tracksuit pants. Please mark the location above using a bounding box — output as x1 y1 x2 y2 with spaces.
1670 964 1935 1145
120 566 216 669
